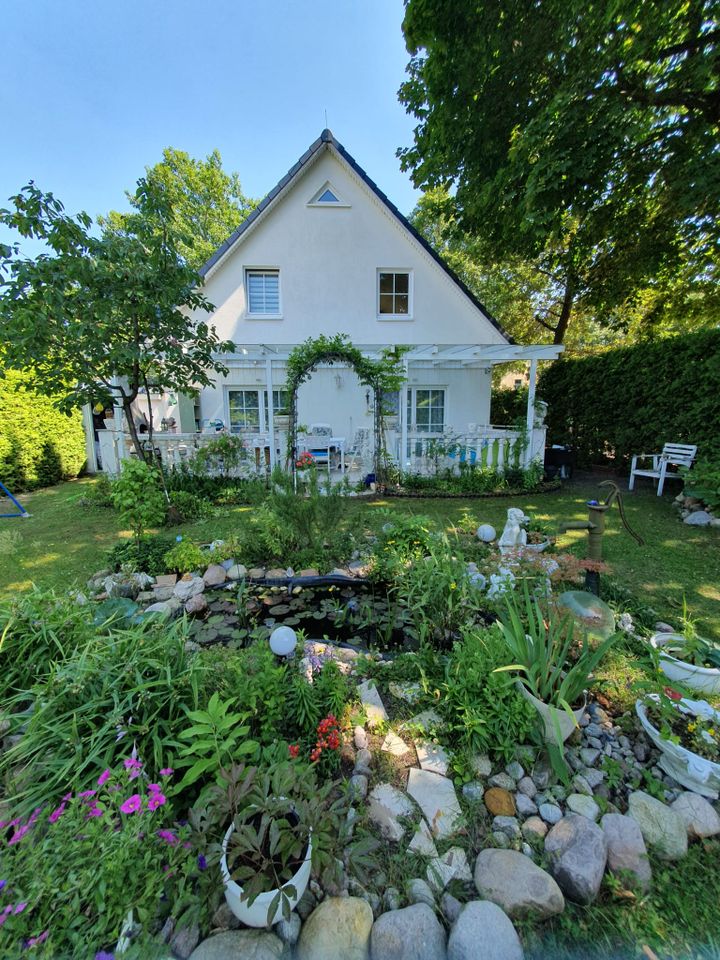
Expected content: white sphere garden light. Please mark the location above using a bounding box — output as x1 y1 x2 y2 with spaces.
269 625 298 657
476 524 496 543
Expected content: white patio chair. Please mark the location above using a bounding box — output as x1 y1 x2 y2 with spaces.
629 443 697 496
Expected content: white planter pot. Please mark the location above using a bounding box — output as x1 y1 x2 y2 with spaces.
635 697 720 799
221 823 312 927
518 683 586 743
523 537 552 554
649 633 720 695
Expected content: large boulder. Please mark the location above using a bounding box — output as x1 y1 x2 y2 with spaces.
188 930 285 959
297 896 373 960
544 814 608 904
370 903 446 960
474 848 565 919
407 768 463 839
447 901 524 960
670 791 720 839
203 563 227 586
627 791 688 861
601 813 652 892
174 576 205 602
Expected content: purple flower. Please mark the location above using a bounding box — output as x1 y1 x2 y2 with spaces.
146 783 161 793
197 854 207 871
147 792 166 811
159 767 174 777
97 768 112 787
8 824 30 845
79 790 97 800
48 804 67 825
86 805 103 819
119 794 142 815
156 829 178 846
95 952 115 960
25 929 49 948
123 758 143 780
14 902 27 914
0 879 6 892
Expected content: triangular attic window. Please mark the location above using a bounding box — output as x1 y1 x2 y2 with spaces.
308 181 349 206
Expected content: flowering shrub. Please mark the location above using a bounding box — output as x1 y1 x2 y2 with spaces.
295 451 315 470
0 762 204 958
309 714 342 764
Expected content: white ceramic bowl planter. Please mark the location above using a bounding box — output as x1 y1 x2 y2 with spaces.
523 536 552 554
221 823 313 927
649 633 720 695
635 696 720 799
518 683 587 744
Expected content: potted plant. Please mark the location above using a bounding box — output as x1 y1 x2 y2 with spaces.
649 609 720 695
195 760 375 927
636 690 720 798
522 517 554 553
496 587 618 743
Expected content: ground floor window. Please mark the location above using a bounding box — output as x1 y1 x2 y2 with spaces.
407 388 445 433
228 388 290 432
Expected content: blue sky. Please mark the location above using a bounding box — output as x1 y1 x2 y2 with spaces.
0 0 420 250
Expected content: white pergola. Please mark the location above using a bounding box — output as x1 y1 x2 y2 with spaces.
217 342 564 470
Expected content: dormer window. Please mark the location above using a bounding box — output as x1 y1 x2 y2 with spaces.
307 181 349 207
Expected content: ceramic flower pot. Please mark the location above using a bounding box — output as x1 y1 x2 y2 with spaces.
649 633 720 695
523 536 552 554
635 696 720 799
518 682 587 744
221 823 312 927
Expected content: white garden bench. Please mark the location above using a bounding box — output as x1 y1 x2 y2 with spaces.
629 443 697 496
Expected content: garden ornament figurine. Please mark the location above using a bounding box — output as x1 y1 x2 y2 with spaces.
559 481 644 595
499 507 529 554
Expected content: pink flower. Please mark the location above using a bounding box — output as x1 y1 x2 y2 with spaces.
0 905 13 928
159 767 174 776
97 768 112 787
157 829 178 845
14 902 27 914
26 930 49 947
86 805 103 819
79 790 96 800
147 792 166 811
123 758 143 780
120 794 142 815
147 783 161 793
8 824 30 845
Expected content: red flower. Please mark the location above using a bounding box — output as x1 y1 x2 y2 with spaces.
288 744 300 759
664 686 682 701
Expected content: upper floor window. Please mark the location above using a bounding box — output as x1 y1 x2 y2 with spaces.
378 270 411 317
246 269 280 316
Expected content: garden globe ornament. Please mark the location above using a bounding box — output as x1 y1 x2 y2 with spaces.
498 508 529 554
476 523 496 543
269 625 297 658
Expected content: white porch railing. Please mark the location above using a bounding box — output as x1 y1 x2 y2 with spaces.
397 426 546 475
97 429 286 476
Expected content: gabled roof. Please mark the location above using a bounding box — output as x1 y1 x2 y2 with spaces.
199 129 513 344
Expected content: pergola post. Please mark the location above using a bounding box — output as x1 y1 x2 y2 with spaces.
400 356 409 472
524 359 538 467
265 356 276 471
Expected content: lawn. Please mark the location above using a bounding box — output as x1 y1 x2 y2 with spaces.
1 474 719 637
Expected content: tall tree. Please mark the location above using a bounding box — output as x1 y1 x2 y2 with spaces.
0 178 233 459
101 147 256 269
399 0 720 344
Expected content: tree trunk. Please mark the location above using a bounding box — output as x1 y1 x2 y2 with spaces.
122 398 146 461
553 276 575 345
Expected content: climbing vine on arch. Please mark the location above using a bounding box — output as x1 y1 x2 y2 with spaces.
284 334 407 481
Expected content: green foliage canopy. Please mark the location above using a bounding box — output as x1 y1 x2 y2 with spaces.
400 1 720 341
0 178 234 458
101 146 257 270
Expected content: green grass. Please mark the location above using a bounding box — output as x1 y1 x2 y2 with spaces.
1 476 719 638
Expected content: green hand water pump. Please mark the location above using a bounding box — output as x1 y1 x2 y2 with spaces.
559 481 644 595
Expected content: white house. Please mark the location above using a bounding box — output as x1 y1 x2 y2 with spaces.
93 130 562 476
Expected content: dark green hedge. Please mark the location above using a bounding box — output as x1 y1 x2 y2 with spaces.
538 330 720 466
0 370 87 490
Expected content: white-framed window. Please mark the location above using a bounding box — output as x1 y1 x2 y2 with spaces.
407 388 445 433
307 181 350 207
228 389 261 432
377 270 412 318
246 269 280 316
227 388 290 433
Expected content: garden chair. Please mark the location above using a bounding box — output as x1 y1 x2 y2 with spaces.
628 443 697 496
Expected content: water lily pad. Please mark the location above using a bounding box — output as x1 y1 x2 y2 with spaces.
269 604 291 615
557 590 615 639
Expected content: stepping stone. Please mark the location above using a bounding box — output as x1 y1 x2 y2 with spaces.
367 783 415 841
427 847 473 892
407 768 463 840
416 741 449 776
388 681 422 704
382 730 411 757
401 709 443 735
474 848 565 919
357 680 388 729
408 820 438 857
628 791 688 861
